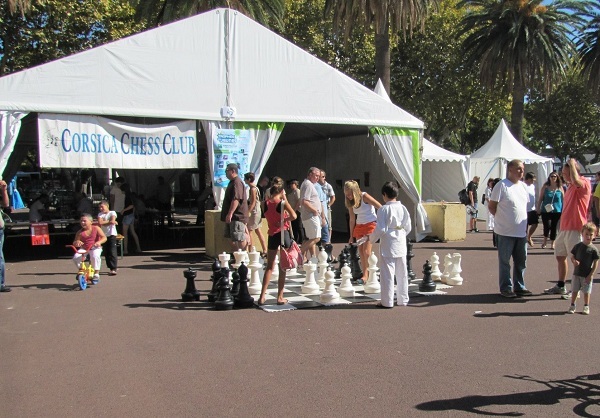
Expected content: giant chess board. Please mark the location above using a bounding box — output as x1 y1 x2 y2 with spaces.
254 269 452 312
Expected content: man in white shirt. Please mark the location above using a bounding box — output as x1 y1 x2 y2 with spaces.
488 159 532 298
299 167 324 262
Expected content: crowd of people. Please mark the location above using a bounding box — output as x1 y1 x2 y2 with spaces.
219 163 412 308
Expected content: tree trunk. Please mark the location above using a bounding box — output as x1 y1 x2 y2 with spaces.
511 77 525 143
374 24 390 94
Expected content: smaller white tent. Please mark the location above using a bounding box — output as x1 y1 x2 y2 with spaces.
422 138 468 202
469 119 553 219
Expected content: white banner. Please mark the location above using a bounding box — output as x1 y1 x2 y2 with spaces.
38 114 197 169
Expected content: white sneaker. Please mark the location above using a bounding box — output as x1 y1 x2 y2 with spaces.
568 305 576 314
583 306 590 315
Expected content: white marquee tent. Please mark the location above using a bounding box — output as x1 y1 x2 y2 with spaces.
0 8 431 237
470 119 553 219
422 138 468 202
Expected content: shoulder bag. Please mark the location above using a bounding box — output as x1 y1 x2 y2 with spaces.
279 200 302 271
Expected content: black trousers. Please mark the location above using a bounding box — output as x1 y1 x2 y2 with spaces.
103 235 118 271
541 212 561 241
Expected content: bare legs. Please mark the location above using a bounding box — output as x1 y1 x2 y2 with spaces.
258 248 287 305
122 223 142 254
249 228 267 255
359 239 371 281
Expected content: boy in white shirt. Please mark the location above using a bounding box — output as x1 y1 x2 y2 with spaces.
369 182 412 308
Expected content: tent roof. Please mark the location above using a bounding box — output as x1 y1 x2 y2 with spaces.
470 119 551 163
0 8 423 130
422 138 466 162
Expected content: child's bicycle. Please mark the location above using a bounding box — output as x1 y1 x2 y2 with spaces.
67 245 98 290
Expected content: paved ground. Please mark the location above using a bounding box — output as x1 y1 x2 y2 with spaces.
1 231 599 417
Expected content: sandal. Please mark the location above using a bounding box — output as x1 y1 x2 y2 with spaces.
260 252 267 258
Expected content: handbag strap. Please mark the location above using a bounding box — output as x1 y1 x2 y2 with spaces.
280 199 285 246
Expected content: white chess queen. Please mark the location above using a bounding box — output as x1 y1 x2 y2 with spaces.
368 182 412 308
257 183 297 306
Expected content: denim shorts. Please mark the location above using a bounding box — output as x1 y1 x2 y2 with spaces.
123 213 135 226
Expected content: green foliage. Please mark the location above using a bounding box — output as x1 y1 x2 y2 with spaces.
0 0 143 75
280 0 375 86
132 0 286 30
391 0 509 153
526 74 600 162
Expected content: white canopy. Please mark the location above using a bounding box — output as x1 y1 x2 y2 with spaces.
0 9 423 129
422 138 468 202
470 119 553 219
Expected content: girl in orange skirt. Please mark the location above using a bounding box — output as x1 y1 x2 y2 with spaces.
344 180 382 284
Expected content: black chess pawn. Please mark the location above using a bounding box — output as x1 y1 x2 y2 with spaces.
406 238 416 282
323 243 335 264
215 268 234 311
234 262 254 308
207 262 222 303
419 260 437 292
181 268 201 302
230 270 241 297
335 249 348 279
348 243 363 281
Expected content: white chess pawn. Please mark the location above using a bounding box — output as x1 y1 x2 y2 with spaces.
301 261 320 295
447 253 463 286
248 247 263 295
317 249 329 289
430 252 442 282
338 263 355 297
441 253 452 284
272 252 280 280
320 268 340 303
363 251 381 294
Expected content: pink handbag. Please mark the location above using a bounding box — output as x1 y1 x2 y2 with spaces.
278 199 303 271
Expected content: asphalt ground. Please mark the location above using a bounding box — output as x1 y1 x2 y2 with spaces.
1 230 599 417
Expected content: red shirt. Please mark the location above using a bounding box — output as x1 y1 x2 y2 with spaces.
561 177 591 231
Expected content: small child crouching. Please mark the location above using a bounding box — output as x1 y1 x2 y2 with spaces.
567 222 599 315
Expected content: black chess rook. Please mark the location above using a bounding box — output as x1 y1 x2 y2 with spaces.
181 268 201 302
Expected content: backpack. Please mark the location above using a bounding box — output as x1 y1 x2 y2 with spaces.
458 188 470 205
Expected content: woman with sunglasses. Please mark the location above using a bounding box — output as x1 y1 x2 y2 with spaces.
536 172 563 249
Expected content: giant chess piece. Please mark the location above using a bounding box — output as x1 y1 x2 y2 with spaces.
232 249 248 270
320 268 340 303
363 251 381 294
335 248 348 279
230 270 240 297
430 252 442 282
406 238 416 282
317 247 329 289
181 268 201 302
419 260 437 292
447 253 463 286
301 261 320 295
207 260 222 303
248 247 263 295
214 267 234 311
323 243 335 264
348 243 363 281
234 262 254 308
338 263 355 297
441 253 452 284
218 252 230 269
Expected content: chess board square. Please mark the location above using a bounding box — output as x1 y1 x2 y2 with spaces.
342 294 376 303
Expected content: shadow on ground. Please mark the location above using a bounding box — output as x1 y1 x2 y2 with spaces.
415 373 600 416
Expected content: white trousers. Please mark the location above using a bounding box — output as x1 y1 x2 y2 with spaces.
379 255 408 307
72 247 103 272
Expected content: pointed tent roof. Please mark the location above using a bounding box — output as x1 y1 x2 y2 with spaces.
423 138 466 162
0 9 423 130
470 119 551 163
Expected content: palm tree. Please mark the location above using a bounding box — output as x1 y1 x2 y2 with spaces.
324 0 439 94
134 0 285 30
7 0 32 16
577 2 600 98
458 0 589 142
